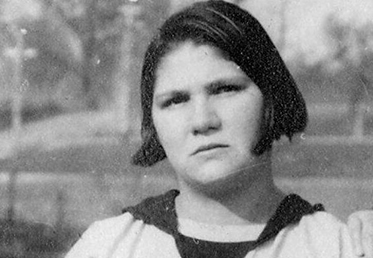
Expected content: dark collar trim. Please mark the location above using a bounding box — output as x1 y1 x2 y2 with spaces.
123 189 180 235
255 193 324 246
123 189 324 246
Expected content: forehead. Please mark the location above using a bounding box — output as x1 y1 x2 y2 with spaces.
154 42 247 93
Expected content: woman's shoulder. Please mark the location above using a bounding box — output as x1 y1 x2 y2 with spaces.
262 194 356 257
85 189 179 235
64 213 140 258
86 212 137 235
275 194 344 233
65 191 180 258
283 211 355 257
256 211 357 258
297 211 348 232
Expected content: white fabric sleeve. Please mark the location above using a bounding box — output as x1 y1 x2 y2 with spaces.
64 213 138 258
253 212 359 258
296 212 358 258
64 221 105 258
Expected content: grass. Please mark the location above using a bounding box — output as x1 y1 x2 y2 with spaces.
0 109 373 257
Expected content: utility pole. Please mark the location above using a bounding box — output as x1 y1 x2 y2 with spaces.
83 0 99 109
1 0 40 223
4 24 25 222
278 0 289 53
114 0 142 133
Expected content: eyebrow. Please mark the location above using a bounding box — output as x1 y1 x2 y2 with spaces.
207 78 246 88
153 90 188 103
207 76 252 89
153 76 251 101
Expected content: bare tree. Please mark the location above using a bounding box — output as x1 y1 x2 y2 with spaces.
325 15 373 137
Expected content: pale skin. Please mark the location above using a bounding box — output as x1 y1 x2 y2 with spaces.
152 41 283 226
152 41 372 255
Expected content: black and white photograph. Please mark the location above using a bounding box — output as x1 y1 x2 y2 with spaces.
0 0 372 257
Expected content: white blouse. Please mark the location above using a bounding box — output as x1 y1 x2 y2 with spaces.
65 211 357 258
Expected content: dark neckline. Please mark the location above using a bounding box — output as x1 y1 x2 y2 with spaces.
123 189 324 258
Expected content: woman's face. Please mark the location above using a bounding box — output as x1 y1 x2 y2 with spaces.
152 42 264 188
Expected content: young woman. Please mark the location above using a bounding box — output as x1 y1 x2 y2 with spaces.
66 1 372 257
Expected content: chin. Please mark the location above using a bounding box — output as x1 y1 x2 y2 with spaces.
183 162 249 194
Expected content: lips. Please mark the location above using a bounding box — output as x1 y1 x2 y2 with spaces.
192 143 229 155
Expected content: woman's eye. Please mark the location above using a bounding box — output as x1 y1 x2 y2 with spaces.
161 94 189 108
213 85 242 95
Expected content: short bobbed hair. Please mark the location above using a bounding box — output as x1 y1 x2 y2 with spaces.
132 0 307 167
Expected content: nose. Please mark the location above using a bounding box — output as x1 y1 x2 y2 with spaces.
191 97 221 136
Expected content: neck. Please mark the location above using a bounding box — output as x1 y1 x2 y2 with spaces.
175 153 285 225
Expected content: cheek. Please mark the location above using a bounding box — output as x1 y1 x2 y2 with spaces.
152 112 185 151
225 97 263 146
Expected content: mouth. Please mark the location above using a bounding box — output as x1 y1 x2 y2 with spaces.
192 143 229 155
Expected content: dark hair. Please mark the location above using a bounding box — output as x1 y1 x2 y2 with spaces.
132 0 307 167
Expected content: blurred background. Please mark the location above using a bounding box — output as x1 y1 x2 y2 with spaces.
0 0 372 257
